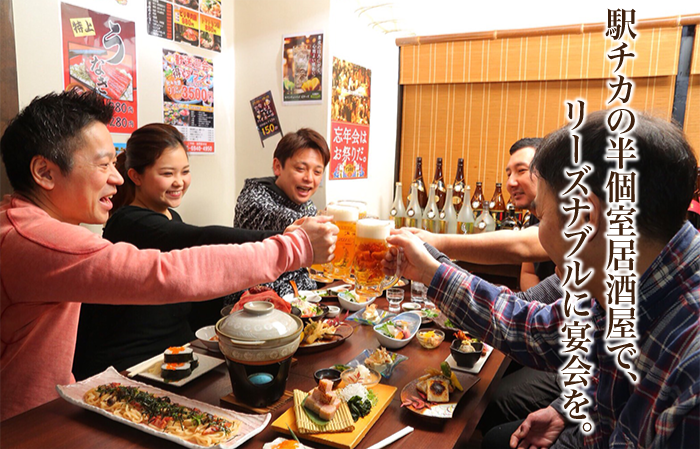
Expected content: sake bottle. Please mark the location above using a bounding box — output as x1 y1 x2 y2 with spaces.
500 206 521 231
452 158 465 213
442 184 458 234
471 181 484 216
422 184 440 232
405 182 423 228
432 157 447 210
473 201 496 233
413 157 428 209
390 182 406 228
489 182 506 228
457 185 475 234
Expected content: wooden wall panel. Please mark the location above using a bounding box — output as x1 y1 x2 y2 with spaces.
685 74 700 154
399 77 676 200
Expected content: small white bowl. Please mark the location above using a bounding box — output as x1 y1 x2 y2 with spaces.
195 325 220 352
338 290 376 311
328 284 352 294
372 312 421 349
326 305 341 318
282 290 322 303
402 302 421 312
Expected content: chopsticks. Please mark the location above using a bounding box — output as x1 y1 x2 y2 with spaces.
366 426 414 449
127 343 190 378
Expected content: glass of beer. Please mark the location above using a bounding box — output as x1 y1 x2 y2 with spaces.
326 204 360 282
352 218 401 301
336 200 368 219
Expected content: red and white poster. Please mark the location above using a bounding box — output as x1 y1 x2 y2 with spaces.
330 57 370 180
163 49 215 154
61 2 137 134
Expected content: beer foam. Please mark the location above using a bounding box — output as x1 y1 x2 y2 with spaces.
337 200 368 214
356 219 391 239
327 204 359 222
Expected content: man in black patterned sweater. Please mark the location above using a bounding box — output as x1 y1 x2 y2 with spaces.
234 128 330 297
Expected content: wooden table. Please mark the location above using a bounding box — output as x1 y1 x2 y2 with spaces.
1 295 509 449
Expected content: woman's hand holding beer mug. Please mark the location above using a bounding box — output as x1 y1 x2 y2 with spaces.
384 229 441 286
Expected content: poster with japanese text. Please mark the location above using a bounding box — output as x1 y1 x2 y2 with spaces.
147 0 221 52
329 57 371 180
250 91 283 146
282 32 323 103
163 49 215 153
61 2 137 134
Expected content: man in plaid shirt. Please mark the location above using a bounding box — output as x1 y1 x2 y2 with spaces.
388 111 700 448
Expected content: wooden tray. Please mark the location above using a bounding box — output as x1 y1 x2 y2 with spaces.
271 383 396 449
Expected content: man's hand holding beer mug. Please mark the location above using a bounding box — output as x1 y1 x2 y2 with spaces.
352 218 402 300
383 229 441 286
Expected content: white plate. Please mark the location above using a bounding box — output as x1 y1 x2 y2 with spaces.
57 367 269 449
282 290 322 303
445 343 493 374
327 283 352 294
126 351 224 387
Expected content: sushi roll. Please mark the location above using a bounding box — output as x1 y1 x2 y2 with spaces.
161 362 192 381
190 354 199 370
164 346 194 363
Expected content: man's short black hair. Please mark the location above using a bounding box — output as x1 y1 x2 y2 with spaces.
509 137 543 155
273 128 330 168
0 90 114 194
532 110 697 243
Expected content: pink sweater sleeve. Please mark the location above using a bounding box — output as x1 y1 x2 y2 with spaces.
2 209 314 306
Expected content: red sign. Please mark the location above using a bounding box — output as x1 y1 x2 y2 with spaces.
61 3 137 134
330 121 368 179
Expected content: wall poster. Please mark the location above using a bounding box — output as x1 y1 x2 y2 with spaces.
250 91 283 147
147 0 221 52
61 2 137 134
329 57 371 180
282 32 323 104
163 49 215 153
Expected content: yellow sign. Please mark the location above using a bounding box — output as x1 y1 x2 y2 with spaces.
200 16 221 36
69 18 96 37
175 7 198 29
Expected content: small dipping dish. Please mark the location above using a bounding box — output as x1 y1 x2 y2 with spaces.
402 302 421 312
326 305 341 318
314 368 342 389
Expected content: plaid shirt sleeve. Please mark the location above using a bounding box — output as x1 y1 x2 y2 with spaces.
429 263 566 372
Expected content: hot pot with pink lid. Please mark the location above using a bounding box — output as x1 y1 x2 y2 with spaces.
215 301 303 407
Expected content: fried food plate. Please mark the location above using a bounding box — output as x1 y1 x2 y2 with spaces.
298 322 354 354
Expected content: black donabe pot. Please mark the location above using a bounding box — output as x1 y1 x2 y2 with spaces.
215 301 303 407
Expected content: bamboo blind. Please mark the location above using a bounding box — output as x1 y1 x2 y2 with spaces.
399 27 680 85
684 30 700 153
396 19 692 200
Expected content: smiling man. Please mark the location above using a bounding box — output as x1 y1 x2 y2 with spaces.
0 91 337 420
234 128 331 296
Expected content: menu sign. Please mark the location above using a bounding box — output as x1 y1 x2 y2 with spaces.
61 2 138 134
147 0 221 52
146 0 173 40
329 57 371 180
162 49 215 153
250 91 283 146
282 32 323 104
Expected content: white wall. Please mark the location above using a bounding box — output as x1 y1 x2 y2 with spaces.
12 0 236 227
232 0 331 221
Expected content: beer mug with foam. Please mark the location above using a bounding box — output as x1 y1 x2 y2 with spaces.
336 200 368 219
326 204 359 281
352 218 400 300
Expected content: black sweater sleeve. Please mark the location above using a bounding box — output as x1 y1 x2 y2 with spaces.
103 206 279 251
